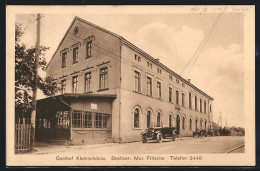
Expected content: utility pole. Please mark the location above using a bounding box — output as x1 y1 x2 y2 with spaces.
30 13 40 151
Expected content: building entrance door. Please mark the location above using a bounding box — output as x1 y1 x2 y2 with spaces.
176 114 180 135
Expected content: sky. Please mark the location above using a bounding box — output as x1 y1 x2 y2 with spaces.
15 12 245 127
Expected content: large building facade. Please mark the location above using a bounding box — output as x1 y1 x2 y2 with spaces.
36 17 214 144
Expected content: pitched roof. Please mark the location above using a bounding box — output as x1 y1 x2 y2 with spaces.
46 16 214 100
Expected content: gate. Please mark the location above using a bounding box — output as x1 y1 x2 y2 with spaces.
15 118 31 153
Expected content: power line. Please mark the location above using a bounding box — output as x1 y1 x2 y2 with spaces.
181 13 223 76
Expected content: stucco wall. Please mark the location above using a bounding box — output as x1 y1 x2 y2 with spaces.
120 44 211 142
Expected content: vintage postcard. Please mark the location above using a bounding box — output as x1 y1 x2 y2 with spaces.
6 5 255 166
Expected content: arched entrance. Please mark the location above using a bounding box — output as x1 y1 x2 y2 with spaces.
176 114 180 135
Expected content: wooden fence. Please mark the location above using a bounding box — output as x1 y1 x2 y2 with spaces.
15 118 31 153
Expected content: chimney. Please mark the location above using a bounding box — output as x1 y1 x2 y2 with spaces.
187 79 191 83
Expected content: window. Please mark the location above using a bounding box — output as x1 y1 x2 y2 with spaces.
200 98 202 113
195 96 197 111
210 105 212 113
169 75 173 80
72 111 111 129
100 67 108 90
85 72 92 92
138 56 141 62
147 77 152 96
157 112 161 127
204 101 207 114
176 90 179 105
62 52 67 68
182 83 185 87
86 41 92 59
169 87 172 102
176 79 179 84
147 110 151 128
56 111 69 128
190 118 192 130
195 118 198 131
83 111 92 128
147 61 152 69
182 93 185 107
72 111 81 128
134 108 140 128
169 114 172 127
157 68 161 74
72 76 78 93
200 119 203 129
103 114 111 128
182 116 185 129
94 113 102 128
135 54 137 60
134 71 141 92
205 120 207 129
61 80 66 94
157 81 161 99
189 92 192 109
73 47 78 64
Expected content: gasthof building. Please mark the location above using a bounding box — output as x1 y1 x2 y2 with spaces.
36 16 214 144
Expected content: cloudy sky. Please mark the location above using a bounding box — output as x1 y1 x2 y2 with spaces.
15 10 245 127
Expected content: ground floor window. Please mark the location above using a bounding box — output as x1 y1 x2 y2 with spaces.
72 110 111 129
157 112 161 127
189 118 192 130
147 110 151 128
134 108 140 128
182 116 185 129
169 114 172 127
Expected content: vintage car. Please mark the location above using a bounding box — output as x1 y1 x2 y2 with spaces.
141 127 177 143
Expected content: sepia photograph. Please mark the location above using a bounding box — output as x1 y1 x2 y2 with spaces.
6 5 255 166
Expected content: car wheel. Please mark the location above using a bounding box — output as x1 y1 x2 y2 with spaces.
142 136 147 143
157 133 162 143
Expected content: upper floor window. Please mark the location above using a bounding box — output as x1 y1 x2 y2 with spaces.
182 93 185 107
169 87 172 102
195 96 198 111
61 79 66 94
182 83 185 87
157 68 162 74
200 98 202 113
157 81 161 99
147 76 152 96
147 61 152 69
86 41 92 59
134 71 141 93
176 79 179 84
61 52 67 68
72 76 78 93
100 67 108 90
169 75 173 80
204 101 207 114
176 90 179 105
85 72 92 92
73 47 78 64
210 104 212 113
189 92 192 109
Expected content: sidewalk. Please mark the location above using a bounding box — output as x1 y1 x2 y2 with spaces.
32 136 194 155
